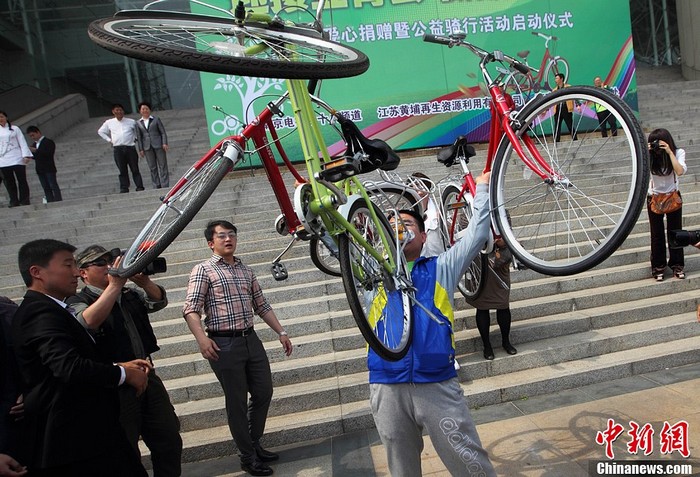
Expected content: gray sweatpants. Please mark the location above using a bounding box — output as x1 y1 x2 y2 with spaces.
369 378 496 477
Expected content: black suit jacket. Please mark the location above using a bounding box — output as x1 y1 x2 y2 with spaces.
12 290 123 469
32 137 57 174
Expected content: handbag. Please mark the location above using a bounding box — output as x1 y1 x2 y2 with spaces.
650 189 682 214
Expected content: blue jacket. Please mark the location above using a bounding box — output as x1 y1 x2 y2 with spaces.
368 183 491 384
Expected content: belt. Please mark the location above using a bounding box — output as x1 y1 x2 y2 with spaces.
208 327 254 338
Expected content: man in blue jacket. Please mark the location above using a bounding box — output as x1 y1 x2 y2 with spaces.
368 172 496 477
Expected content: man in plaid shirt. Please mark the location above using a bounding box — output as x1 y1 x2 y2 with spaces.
183 220 292 477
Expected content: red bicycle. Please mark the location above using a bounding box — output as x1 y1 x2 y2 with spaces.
423 32 649 291
502 31 569 101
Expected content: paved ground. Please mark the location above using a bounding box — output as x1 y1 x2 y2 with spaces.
176 363 700 476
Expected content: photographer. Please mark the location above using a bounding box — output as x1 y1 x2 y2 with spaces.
647 128 687 281
67 246 182 477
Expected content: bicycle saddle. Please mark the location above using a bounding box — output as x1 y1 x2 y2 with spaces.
437 136 476 167
338 115 400 173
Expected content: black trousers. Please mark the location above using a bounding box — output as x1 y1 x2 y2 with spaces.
113 145 144 192
37 172 62 202
596 110 618 137
554 106 577 141
29 429 147 477
647 196 684 273
1 165 30 205
209 331 273 463
118 371 182 477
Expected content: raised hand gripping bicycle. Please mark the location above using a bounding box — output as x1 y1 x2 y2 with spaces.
88 0 415 361
365 153 488 300
424 32 649 276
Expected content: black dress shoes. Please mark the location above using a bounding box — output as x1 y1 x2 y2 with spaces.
241 460 273 476
255 445 279 462
483 346 494 361
503 343 518 355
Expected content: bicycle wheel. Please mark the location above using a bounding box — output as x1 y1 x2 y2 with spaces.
503 72 536 107
338 199 413 361
366 185 423 217
89 11 369 79
441 184 487 299
545 57 569 90
309 234 341 277
114 147 234 277
490 85 649 276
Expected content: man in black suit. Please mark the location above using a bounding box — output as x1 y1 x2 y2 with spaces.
12 239 151 477
26 126 62 203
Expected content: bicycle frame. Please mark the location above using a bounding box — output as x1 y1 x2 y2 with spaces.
449 49 559 232
165 79 397 274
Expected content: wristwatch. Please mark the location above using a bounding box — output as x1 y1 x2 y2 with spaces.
278 330 288 337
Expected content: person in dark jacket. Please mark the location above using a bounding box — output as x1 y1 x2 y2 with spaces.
26 126 62 202
0 296 26 476
466 238 517 360
67 245 182 477
12 239 150 477
136 102 170 189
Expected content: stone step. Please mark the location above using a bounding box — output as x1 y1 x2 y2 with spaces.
146 333 700 464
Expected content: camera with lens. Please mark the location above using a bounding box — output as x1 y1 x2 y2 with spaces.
108 248 167 275
669 229 700 248
649 139 660 151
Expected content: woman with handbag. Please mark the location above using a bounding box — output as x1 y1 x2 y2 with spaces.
0 111 33 207
647 128 687 281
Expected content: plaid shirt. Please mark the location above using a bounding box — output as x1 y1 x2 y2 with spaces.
183 254 272 332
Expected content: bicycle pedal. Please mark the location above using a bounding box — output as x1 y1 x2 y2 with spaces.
271 262 288 281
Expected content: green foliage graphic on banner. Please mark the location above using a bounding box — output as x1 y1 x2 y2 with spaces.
195 0 637 167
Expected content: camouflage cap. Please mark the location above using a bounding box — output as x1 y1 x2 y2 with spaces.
75 245 110 268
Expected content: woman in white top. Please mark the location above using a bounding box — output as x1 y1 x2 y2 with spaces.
647 128 687 281
0 111 33 207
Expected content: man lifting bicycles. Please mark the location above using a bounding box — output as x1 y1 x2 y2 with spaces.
368 172 496 477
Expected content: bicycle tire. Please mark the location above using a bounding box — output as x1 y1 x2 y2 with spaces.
545 57 569 90
114 147 233 277
309 235 341 277
338 199 413 361
490 85 649 276
89 11 369 79
503 72 536 106
441 184 487 299
366 185 423 217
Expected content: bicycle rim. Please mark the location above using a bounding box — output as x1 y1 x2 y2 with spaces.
441 184 487 298
89 11 369 79
367 185 423 218
490 86 649 276
338 200 413 361
546 58 569 90
115 150 232 277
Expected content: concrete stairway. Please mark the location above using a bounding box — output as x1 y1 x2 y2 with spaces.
1 65 699 465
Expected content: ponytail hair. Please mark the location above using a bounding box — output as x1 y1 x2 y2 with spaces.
0 110 11 130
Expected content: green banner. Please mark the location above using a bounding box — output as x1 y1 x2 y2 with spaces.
196 0 636 165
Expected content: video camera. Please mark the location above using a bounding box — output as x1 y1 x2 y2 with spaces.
669 230 700 249
108 248 167 275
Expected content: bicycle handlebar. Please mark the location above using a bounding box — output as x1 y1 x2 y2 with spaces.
423 33 533 75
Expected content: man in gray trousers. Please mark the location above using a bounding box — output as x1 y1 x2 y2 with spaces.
368 172 496 477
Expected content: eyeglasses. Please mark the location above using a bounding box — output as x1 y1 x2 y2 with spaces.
215 232 237 240
83 257 113 268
